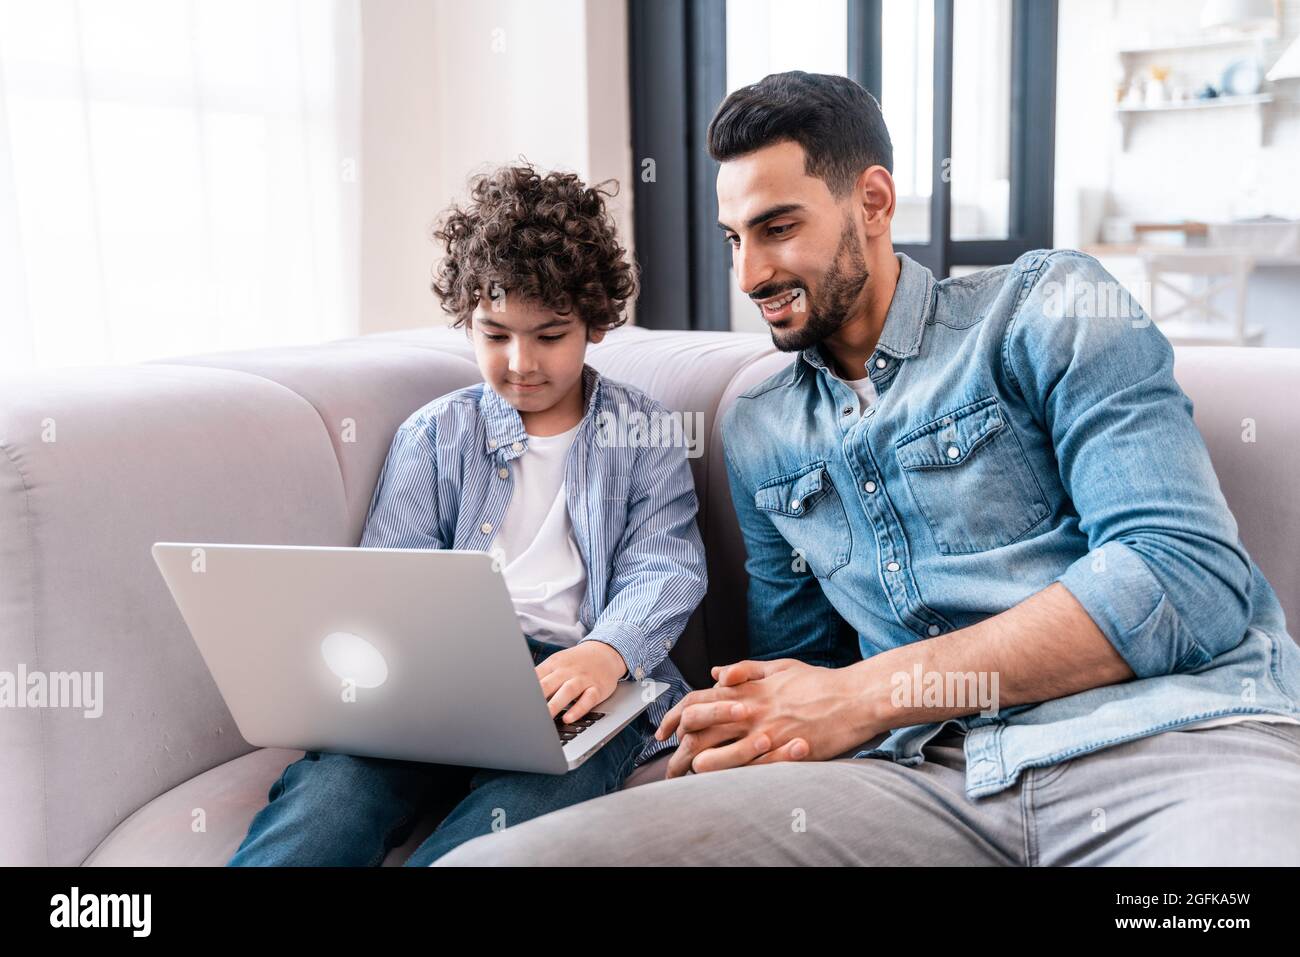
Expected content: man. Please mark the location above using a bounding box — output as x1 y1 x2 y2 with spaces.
437 72 1300 865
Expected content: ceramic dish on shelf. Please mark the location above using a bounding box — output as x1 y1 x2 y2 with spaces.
1221 57 1264 96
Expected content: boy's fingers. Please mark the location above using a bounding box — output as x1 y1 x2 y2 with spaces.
546 677 584 719
538 669 567 698
563 685 602 723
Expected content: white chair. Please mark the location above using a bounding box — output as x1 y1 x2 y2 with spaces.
1139 248 1266 346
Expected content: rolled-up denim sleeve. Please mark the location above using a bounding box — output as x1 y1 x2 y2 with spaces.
582 422 707 682
358 420 447 550
1005 251 1252 679
721 408 860 669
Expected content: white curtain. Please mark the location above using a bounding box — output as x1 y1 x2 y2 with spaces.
0 0 361 372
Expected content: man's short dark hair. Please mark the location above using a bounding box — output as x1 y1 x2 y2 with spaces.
707 71 893 198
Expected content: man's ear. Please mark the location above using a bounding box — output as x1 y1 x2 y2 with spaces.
857 165 896 238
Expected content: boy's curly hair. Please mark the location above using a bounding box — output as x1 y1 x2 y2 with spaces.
431 164 638 332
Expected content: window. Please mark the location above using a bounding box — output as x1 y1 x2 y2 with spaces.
882 0 934 244
950 0 1012 242
886 0 1058 276
725 0 849 332
726 0 848 92
0 0 362 370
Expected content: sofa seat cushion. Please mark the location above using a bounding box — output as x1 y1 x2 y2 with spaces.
82 747 305 866
83 747 675 866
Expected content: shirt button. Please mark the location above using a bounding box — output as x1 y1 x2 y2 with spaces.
790 498 801 511
497 467 509 479
875 357 888 369
928 625 941 637
946 445 960 459
886 561 901 573
480 522 493 534
487 438 498 449
863 480 877 493
634 666 645 681
841 406 853 416
512 441 524 452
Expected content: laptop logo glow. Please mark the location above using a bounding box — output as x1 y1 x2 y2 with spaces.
320 631 389 688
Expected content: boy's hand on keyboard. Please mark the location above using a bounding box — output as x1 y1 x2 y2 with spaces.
536 641 628 723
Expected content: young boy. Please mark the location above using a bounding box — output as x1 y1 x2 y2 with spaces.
228 164 705 867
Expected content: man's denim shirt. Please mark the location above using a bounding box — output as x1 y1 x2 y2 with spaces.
359 364 706 766
721 249 1300 798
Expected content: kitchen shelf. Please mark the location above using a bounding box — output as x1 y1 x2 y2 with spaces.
1116 93 1272 112
1116 94 1273 149
1117 32 1276 56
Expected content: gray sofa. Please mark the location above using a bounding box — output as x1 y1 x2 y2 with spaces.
2 323 1297 866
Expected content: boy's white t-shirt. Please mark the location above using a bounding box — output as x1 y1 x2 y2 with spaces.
494 420 588 648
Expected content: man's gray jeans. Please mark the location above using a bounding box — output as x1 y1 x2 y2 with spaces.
433 720 1300 865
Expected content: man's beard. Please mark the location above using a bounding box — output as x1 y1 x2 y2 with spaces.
764 220 869 354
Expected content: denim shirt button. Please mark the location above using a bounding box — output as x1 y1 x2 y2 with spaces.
863 480 877 493
875 357 888 369
790 498 801 511
841 406 853 416
886 561 901 572
928 624 941 636
946 445 960 459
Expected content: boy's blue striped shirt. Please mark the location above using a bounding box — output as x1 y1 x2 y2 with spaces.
359 363 706 766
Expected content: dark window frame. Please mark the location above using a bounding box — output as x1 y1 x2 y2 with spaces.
853 0 1058 276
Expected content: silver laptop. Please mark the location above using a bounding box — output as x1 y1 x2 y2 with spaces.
151 543 668 774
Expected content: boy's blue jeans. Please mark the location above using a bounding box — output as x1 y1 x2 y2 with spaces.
227 637 654 867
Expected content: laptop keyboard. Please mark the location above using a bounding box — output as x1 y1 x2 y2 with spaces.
555 709 606 744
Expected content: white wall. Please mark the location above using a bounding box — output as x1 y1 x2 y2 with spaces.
358 0 441 336
357 0 633 335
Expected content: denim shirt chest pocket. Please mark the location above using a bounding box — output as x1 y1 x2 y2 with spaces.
754 460 851 578
893 396 1050 555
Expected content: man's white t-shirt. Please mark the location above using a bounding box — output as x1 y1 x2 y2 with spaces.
494 421 588 648
830 368 879 413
